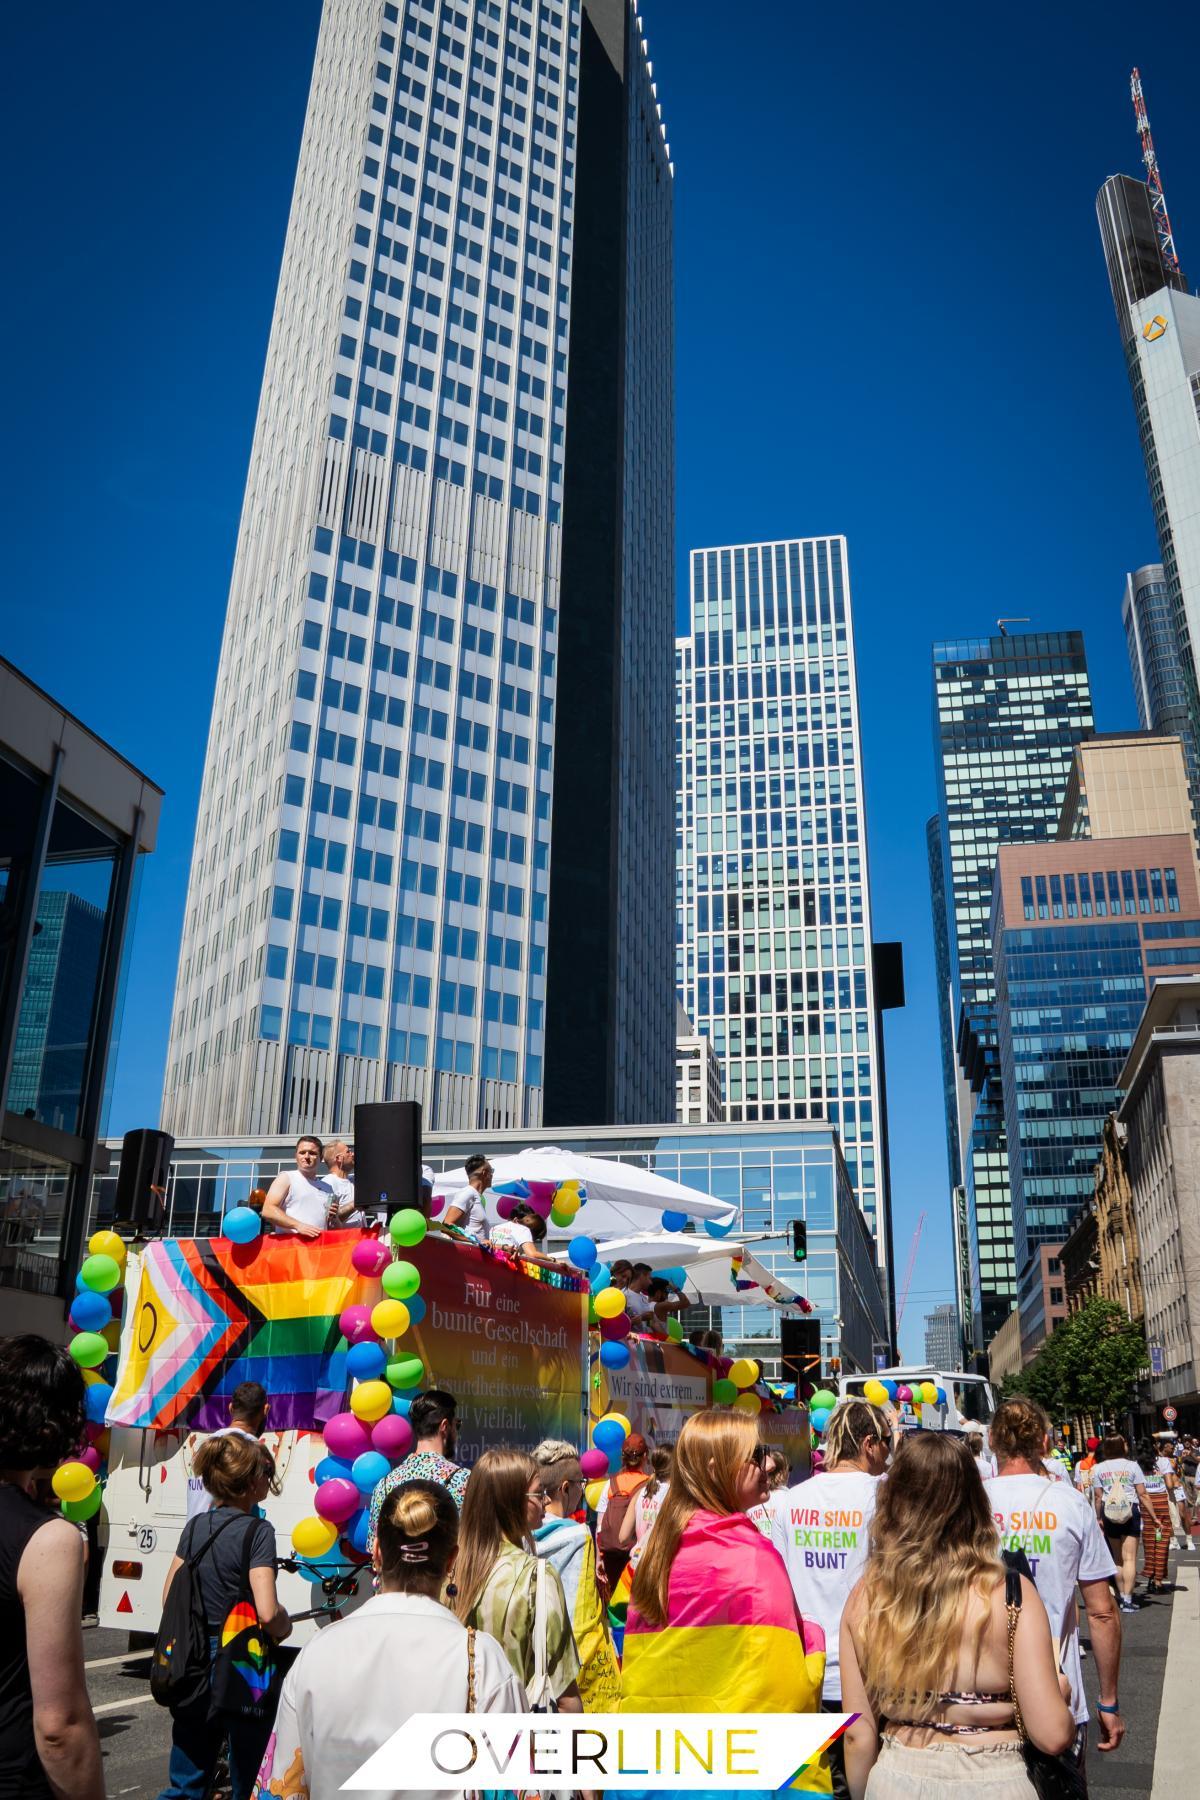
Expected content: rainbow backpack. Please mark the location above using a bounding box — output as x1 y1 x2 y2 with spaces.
210 1520 279 1719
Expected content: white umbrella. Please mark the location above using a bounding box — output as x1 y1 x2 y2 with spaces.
430 1145 738 1240
594 1230 801 1308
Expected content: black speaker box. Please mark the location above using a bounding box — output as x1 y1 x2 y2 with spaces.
114 1128 174 1231
780 1313 822 1385
354 1100 421 1216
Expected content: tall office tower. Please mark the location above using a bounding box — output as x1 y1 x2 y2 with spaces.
1123 564 1199 795
8 892 107 1137
923 1301 959 1371
931 633 1094 1348
675 538 887 1259
1098 166 1200 784
163 0 676 1139
926 813 970 1350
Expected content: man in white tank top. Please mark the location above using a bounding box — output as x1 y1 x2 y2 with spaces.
261 1137 341 1237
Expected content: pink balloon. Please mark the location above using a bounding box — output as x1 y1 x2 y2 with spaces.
599 1312 631 1340
495 1194 517 1221
580 1448 610 1479
525 1194 553 1220
428 1193 444 1218
79 1447 102 1473
323 1412 373 1461
896 1384 913 1403
372 1414 414 1460
314 1477 360 1524
339 1304 378 1346
351 1238 391 1278
527 1181 557 1207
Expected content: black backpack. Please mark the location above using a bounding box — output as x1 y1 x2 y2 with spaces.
150 1513 238 1711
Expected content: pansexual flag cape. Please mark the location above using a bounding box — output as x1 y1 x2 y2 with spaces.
107 1236 377 1431
620 1509 831 1793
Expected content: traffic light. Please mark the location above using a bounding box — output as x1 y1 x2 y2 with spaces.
791 1219 808 1263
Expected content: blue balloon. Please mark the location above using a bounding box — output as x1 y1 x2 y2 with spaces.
568 1236 598 1271
657 1267 687 1288
704 1217 735 1239
404 1294 426 1326
935 1386 947 1406
661 1210 688 1232
70 1290 111 1333
351 1451 392 1494
298 1546 344 1585
493 1179 531 1199
85 1381 112 1424
345 1508 372 1555
810 1407 831 1433
315 1455 355 1487
599 1339 630 1371
346 1341 387 1380
593 1419 625 1452
392 1393 412 1415
588 1263 612 1293
882 1380 898 1401
223 1206 261 1244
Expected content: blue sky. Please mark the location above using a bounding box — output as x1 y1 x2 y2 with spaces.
5 2 1199 1357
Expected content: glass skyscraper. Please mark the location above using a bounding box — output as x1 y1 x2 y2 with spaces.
1098 173 1200 783
1123 563 1199 799
675 538 888 1295
164 0 676 1140
930 632 1094 1347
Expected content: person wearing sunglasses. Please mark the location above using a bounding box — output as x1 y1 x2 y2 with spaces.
531 1441 621 1708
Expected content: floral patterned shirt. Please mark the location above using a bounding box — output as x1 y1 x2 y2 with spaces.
366 1450 470 1554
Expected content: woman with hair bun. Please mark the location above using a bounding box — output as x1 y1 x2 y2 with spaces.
256 1480 523 1799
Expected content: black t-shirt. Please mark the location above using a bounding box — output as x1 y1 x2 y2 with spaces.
0 1484 61 1798
176 1508 276 1628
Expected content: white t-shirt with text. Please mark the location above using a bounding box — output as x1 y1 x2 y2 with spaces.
768 1470 882 1702
489 1220 534 1253
185 1425 262 1520
985 1472 1115 1724
1090 1458 1145 1523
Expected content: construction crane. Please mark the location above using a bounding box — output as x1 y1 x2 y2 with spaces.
895 1211 926 1333
1131 68 1182 276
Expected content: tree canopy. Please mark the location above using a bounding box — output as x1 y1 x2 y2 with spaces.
999 1298 1146 1421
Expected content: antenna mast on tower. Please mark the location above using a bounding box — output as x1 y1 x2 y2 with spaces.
1131 67 1182 275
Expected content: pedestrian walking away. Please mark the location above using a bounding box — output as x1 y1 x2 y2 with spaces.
985 1397 1125 1767
1090 1434 1146 1611
1135 1440 1173 1592
840 1432 1075 1798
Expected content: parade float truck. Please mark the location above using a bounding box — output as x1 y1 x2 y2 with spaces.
97 1218 809 1640
837 1364 997 1440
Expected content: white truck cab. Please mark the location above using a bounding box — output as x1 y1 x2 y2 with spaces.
837 1365 996 1441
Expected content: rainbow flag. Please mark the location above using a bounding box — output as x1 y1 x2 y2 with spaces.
107 1235 378 1431
620 1510 830 1793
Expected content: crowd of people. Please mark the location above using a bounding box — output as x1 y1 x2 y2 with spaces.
5 1311 1192 1800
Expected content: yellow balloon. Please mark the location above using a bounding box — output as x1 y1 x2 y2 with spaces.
593 1286 626 1319
863 1379 888 1407
292 1515 338 1559
52 1461 97 1506
729 1357 759 1390
371 1299 411 1340
734 1392 762 1415
584 1479 607 1512
920 1381 939 1405
102 1320 122 1352
88 1230 127 1266
555 1188 580 1213
349 1380 392 1423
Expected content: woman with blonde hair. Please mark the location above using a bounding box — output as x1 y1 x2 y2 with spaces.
255 1480 524 1798
840 1432 1074 1798
453 1447 584 1710
621 1410 825 1735
531 1439 621 1706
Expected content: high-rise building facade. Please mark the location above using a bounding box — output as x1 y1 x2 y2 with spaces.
926 813 971 1347
992 826 1200 1355
675 538 887 1269
163 0 676 1140
930 633 1094 1347
1123 566 1197 790
1098 174 1200 784
923 1301 959 1370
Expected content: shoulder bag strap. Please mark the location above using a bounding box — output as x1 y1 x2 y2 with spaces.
1005 1569 1027 1742
185 1511 239 1573
532 1552 549 1694
466 1626 477 1712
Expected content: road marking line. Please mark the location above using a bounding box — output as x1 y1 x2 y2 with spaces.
85 1650 152 1670
93 1693 156 1717
1151 1560 1198 1796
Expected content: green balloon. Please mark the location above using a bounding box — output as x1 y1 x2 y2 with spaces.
79 1253 121 1294
386 1354 425 1390
62 1485 102 1522
389 1209 427 1248
712 1378 737 1405
69 1332 109 1370
810 1388 837 1412
666 1317 683 1342
382 1259 421 1301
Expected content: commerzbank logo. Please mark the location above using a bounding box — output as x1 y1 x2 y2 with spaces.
1143 315 1168 342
